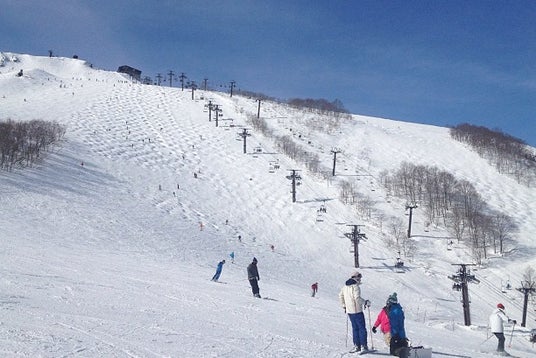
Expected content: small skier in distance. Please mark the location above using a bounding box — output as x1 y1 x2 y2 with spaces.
247 257 261 298
211 260 225 282
311 282 318 297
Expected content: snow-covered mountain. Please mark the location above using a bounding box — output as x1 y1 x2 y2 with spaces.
0 52 535 357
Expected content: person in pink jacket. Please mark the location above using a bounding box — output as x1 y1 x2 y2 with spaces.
372 305 391 347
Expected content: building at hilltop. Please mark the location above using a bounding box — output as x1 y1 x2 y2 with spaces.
117 65 141 81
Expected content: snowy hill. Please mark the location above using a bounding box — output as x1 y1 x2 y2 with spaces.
0 52 535 357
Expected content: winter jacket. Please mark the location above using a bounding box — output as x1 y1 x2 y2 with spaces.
247 263 259 281
338 278 364 314
373 307 391 334
387 303 406 339
489 308 510 333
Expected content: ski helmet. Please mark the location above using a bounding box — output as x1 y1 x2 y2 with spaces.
497 303 505 309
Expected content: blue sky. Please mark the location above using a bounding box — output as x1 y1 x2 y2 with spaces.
1 0 535 146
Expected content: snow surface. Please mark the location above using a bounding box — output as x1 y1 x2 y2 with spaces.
0 52 535 357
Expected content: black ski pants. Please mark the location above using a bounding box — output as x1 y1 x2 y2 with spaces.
494 332 505 352
249 278 259 295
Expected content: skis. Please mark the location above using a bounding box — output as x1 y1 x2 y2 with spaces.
345 349 382 355
359 349 378 355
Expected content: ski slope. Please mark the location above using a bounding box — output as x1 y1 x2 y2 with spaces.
0 52 535 357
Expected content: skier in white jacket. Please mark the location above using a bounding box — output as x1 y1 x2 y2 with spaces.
488 303 516 354
339 271 369 354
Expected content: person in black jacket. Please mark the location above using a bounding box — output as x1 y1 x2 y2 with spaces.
247 257 261 298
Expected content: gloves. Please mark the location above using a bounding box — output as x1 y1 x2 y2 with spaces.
372 326 377 334
343 307 346 313
512 320 517 324
363 299 371 308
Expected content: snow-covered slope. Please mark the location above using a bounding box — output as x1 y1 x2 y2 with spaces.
0 52 534 357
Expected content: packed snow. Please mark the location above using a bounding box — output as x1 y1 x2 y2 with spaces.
0 52 535 357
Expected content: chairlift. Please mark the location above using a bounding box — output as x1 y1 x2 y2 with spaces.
529 329 536 343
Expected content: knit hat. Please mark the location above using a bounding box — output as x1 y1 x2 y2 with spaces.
386 292 398 305
497 303 505 310
252 257 258 263
351 271 362 279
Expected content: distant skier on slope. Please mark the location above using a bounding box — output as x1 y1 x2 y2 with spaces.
311 282 318 297
489 303 516 355
247 257 261 298
211 260 225 282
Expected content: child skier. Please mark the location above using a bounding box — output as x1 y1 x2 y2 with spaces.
372 305 391 348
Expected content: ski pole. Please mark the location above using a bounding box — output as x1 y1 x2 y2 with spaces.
508 322 516 348
346 314 349 348
366 304 375 350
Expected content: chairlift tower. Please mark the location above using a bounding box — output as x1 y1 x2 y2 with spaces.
167 70 177 87
344 225 366 268
256 98 262 119
405 203 418 238
238 128 251 154
448 263 480 326
188 81 197 100
331 148 341 176
517 280 536 327
286 169 301 203
155 73 163 86
229 80 236 97
179 72 187 91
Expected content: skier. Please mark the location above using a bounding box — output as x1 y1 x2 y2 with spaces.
386 293 409 358
211 260 225 282
229 251 235 263
247 257 261 298
489 303 516 354
311 282 318 297
372 305 391 348
339 271 369 354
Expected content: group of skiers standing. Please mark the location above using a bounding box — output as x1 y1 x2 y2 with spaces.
338 271 519 356
339 271 408 356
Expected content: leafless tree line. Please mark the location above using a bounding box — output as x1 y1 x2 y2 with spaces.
0 119 65 170
379 162 518 264
450 123 536 186
287 98 350 115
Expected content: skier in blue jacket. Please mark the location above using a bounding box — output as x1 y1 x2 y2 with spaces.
386 293 409 357
211 260 225 282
